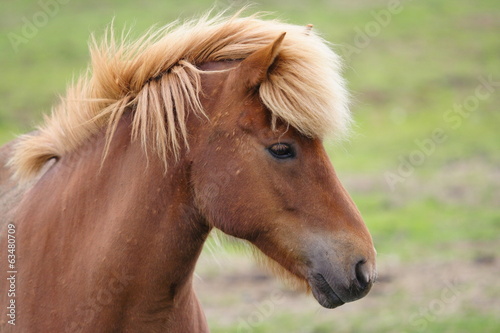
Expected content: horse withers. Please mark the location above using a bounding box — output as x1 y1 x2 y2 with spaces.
0 14 376 332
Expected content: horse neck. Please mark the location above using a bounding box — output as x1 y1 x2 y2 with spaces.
88 113 211 318
15 112 210 330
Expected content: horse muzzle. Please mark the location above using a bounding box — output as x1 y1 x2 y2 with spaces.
306 253 376 309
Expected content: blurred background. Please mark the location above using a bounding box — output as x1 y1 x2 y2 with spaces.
1 0 499 332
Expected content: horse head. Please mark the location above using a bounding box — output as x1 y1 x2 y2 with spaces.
191 34 377 308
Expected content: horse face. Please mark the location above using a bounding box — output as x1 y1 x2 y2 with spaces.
191 36 376 308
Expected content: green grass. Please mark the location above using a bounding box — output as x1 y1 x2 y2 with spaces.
1 0 499 332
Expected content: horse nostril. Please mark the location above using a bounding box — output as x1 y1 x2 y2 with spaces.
355 260 371 290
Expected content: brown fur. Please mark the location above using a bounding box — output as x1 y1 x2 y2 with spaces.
0 15 375 332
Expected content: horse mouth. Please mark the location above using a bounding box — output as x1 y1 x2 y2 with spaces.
308 273 345 309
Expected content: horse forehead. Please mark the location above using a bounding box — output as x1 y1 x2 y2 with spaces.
198 61 240 90
197 61 318 145
199 61 240 71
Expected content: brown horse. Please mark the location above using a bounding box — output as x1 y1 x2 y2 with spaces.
0 13 376 332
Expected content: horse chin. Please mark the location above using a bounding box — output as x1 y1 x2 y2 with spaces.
308 273 345 309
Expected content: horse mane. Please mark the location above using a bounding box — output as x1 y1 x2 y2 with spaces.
9 11 350 181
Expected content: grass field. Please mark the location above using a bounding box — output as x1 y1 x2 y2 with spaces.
1 0 499 332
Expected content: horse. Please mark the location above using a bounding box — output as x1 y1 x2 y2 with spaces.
0 13 376 332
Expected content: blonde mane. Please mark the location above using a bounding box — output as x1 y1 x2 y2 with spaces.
9 12 350 181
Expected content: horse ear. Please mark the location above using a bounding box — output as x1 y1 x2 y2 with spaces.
238 32 286 89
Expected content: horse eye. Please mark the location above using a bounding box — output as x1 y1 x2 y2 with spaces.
268 143 295 159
